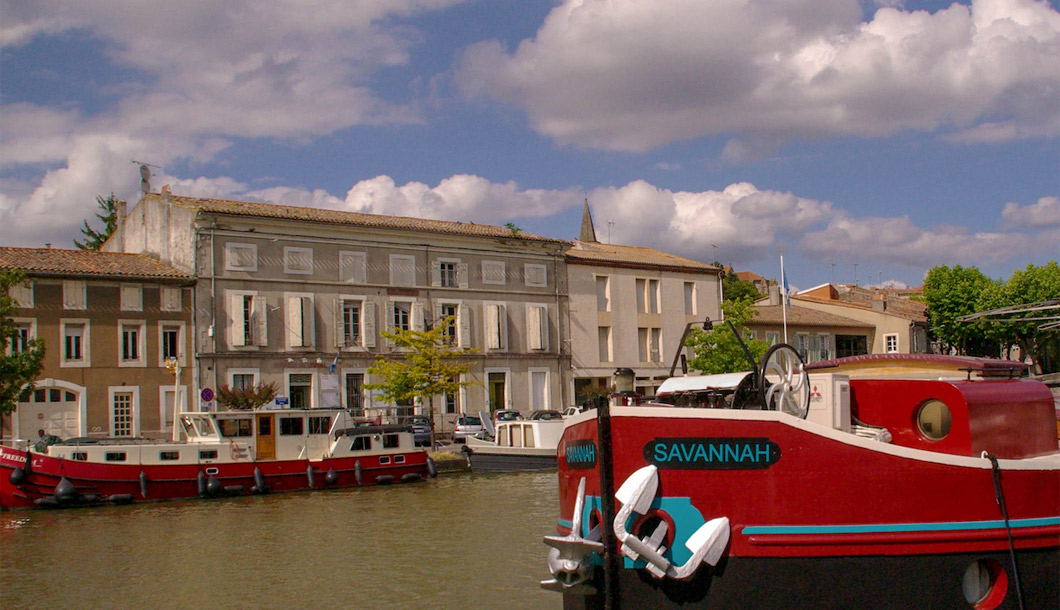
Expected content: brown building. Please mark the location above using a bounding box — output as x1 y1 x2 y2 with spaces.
1 247 194 442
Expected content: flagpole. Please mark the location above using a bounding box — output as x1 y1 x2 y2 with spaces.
781 256 788 344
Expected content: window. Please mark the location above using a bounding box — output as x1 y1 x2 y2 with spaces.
120 285 143 311
341 299 361 345
482 261 505 285
63 280 86 309
160 286 182 311
379 456 391 465
383 434 400 449
280 417 305 435
289 373 313 409
10 320 33 354
111 390 136 437
309 416 331 434
160 323 184 364
440 303 458 345
160 451 180 461
350 436 370 451
225 243 257 271
119 321 146 366
598 327 612 362
61 320 89 366
8 281 33 308
525 264 547 287
445 384 458 414
527 304 548 351
284 247 314 275
484 303 508 350
917 399 952 440
636 279 659 313
199 450 218 460
638 327 661 362
230 370 257 391
684 282 696 315
218 419 253 437
432 259 466 288
105 452 127 462
72 452 87 461
228 291 267 347
885 334 899 353
389 254 416 287
596 276 610 312
336 298 375 348
339 251 367 284
286 294 315 349
391 301 410 331
345 373 364 415
766 332 780 346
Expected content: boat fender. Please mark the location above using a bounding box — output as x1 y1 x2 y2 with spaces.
34 496 59 508
427 456 438 478
401 473 422 483
139 470 149 498
54 476 77 503
197 471 207 497
9 464 25 486
252 467 268 494
108 493 134 504
207 475 222 497
325 468 338 486
354 460 363 485
306 464 316 488
376 475 394 485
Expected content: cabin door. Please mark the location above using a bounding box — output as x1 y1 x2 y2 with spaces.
256 414 276 459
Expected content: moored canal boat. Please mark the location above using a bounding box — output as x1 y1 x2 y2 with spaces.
465 417 565 473
542 349 1060 610
1 407 435 509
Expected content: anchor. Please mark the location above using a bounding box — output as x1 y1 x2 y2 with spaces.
541 477 604 593
612 465 731 580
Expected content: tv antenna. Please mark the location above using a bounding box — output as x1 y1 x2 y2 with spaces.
131 160 162 194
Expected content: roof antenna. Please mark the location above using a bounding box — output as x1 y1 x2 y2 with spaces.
131 160 162 195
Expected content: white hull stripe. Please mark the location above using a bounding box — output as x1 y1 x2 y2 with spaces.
743 516 1060 535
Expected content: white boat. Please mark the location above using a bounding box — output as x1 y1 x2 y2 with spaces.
465 417 566 473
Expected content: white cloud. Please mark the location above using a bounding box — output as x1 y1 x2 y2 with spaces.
1000 195 1060 229
456 0 1060 152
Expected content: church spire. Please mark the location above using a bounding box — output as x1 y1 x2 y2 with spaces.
579 199 598 243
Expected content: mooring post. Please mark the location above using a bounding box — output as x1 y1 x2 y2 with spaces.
597 401 620 610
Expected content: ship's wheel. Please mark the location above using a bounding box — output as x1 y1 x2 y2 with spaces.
757 343 810 418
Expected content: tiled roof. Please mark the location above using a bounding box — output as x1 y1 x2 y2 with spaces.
0 247 194 282
566 241 720 273
750 304 874 329
153 193 565 243
796 293 927 322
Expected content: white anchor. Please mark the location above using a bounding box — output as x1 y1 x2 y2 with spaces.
541 477 604 592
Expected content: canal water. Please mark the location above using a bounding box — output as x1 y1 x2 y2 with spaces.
1 470 561 610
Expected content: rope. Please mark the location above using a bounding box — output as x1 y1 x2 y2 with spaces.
982 452 1026 610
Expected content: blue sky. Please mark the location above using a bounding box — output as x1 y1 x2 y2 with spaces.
1 0 1057 290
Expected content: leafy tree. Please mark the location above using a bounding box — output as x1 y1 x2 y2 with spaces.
686 297 769 375
74 194 121 250
217 382 279 410
975 262 1060 373
365 316 478 446
720 267 762 303
1 269 46 441
922 265 999 357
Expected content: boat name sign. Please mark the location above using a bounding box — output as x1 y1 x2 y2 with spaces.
645 437 780 470
564 440 598 469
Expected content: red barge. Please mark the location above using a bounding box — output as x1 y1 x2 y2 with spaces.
1 407 435 509
542 349 1059 610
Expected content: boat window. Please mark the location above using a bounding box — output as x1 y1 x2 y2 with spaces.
383 434 399 449
217 419 253 438
916 399 952 441
72 452 87 461
380 456 391 464
105 452 126 462
394 455 405 464
189 417 214 437
524 426 535 448
499 427 509 447
280 417 304 436
160 451 180 461
199 450 218 460
512 425 523 448
349 436 370 451
308 416 331 434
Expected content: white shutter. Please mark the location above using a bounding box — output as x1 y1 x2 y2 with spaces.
229 293 246 347
252 295 268 346
528 305 547 351
334 299 346 348
412 301 425 331
457 263 469 288
431 262 441 287
287 296 303 347
362 302 376 348
498 304 508 350
301 296 315 348
458 305 471 347
485 305 500 350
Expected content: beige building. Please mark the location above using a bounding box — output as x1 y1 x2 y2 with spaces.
748 304 875 364
567 204 723 403
1 247 194 442
104 193 571 432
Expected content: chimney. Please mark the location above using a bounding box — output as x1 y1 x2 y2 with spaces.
768 282 781 306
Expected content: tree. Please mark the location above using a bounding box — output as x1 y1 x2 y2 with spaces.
720 266 762 303
922 265 999 357
365 316 478 447
975 262 1060 373
217 382 280 410
1 269 46 441
686 297 769 375
74 194 121 250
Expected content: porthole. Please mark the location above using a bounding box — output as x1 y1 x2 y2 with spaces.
962 558 1007 609
916 399 952 440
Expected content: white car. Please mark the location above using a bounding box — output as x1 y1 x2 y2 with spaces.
452 414 484 442
562 406 582 418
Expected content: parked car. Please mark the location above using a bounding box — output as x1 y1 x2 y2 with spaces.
404 416 432 447
493 410 522 424
562 406 582 418
453 415 484 443
529 410 563 421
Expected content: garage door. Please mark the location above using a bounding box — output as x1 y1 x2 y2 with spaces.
17 387 80 440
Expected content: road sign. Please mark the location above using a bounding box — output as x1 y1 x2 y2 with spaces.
275 396 289 406
201 388 214 402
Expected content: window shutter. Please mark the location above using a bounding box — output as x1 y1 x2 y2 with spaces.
362 302 376 348
229 293 246 347
287 296 303 347
252 295 268 346
528 305 547 350
458 305 471 347
301 296 314 348
431 262 441 287
485 305 499 350
334 299 346 348
412 301 425 331
457 263 469 288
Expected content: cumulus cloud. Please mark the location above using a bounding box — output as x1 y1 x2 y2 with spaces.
456 0 1060 152
1000 195 1060 229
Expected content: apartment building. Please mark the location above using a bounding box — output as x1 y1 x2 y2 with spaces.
567 204 723 402
104 193 571 432
1 247 194 441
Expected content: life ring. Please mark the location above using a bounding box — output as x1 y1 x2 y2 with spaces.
229 442 245 461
